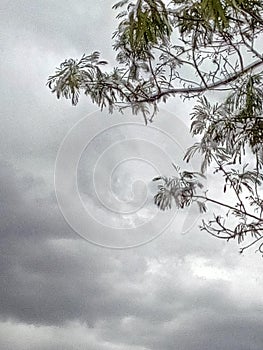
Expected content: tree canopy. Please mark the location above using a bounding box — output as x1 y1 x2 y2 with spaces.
48 0 263 255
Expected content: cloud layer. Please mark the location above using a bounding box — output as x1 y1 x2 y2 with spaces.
1 1 263 349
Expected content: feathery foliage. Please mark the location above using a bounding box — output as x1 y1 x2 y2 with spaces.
48 0 263 255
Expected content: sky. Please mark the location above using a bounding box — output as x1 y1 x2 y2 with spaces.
1 1 263 349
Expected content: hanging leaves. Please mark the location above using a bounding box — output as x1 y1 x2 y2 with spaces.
113 0 172 59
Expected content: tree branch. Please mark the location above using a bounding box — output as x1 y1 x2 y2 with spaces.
192 195 262 222
139 59 263 102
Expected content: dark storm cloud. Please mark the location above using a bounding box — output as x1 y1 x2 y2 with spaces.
0 161 149 326
1 159 263 349
0 161 67 241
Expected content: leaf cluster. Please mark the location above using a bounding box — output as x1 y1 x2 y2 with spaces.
153 166 206 211
48 0 263 254
113 0 172 60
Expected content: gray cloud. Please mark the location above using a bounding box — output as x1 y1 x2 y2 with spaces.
1 150 262 349
2 0 116 54
1 1 263 350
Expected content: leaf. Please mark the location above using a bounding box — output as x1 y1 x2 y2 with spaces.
152 176 162 181
197 201 207 213
112 0 129 10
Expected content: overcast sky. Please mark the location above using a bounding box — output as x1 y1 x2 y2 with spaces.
1 1 263 349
